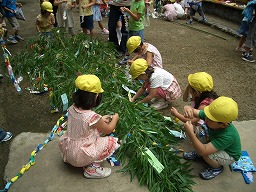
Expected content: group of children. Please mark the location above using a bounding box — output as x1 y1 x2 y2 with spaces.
0 0 243 183
160 0 206 24
35 0 110 38
57 32 241 180
53 0 242 179
0 0 24 44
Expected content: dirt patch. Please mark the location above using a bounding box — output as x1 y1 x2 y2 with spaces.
1 0 256 188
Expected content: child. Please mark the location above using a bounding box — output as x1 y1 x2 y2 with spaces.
182 96 241 180
171 72 218 143
36 2 55 37
93 0 109 34
171 72 218 124
186 0 206 24
118 0 145 65
0 128 12 143
174 0 184 19
59 74 120 178
54 0 76 36
240 0 256 62
2 0 24 44
182 0 190 18
162 0 177 22
129 58 181 110
236 17 249 52
126 36 163 68
77 0 96 36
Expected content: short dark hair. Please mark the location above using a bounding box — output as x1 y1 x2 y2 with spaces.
41 9 48 15
194 90 219 109
145 66 154 78
134 42 144 53
72 89 102 110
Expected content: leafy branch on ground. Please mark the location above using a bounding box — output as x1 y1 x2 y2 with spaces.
11 30 195 191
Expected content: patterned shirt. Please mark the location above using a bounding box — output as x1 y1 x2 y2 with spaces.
36 13 55 32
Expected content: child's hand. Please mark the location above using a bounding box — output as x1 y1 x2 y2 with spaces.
184 120 194 134
170 107 178 116
127 59 133 65
16 3 22 7
130 97 136 102
82 5 88 9
184 105 193 119
102 115 111 124
112 113 119 121
120 7 128 13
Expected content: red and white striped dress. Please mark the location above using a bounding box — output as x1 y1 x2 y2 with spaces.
59 105 119 167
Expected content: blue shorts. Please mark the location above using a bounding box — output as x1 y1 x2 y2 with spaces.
80 15 94 30
129 29 144 42
237 21 249 36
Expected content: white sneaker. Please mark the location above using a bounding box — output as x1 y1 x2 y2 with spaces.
83 164 111 179
101 28 109 35
150 99 169 110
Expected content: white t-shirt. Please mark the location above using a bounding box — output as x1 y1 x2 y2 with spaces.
174 2 185 18
150 67 174 90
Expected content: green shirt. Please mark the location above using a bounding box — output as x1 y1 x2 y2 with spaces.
129 0 145 31
199 110 241 161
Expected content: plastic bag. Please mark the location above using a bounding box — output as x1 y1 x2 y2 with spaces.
14 7 26 21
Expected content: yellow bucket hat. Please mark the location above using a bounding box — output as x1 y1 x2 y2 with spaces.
41 2 53 12
204 96 238 123
129 58 148 79
75 74 104 93
127 36 141 53
188 72 213 92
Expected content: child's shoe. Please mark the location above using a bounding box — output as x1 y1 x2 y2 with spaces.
186 19 193 24
183 151 203 160
242 53 255 63
199 166 224 180
200 17 207 23
15 35 24 41
83 163 111 179
0 132 12 143
118 56 129 65
150 99 169 110
101 28 109 35
7 35 18 44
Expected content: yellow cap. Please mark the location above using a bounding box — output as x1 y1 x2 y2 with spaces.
127 36 141 53
204 96 238 123
188 72 213 92
41 2 53 13
129 59 148 79
75 74 104 93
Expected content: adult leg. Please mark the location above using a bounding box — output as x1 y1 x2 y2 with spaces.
108 5 121 49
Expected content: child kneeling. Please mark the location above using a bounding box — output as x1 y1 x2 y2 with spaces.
129 58 181 110
183 96 241 180
59 74 120 179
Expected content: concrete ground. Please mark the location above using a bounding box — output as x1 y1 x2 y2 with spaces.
3 120 256 192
